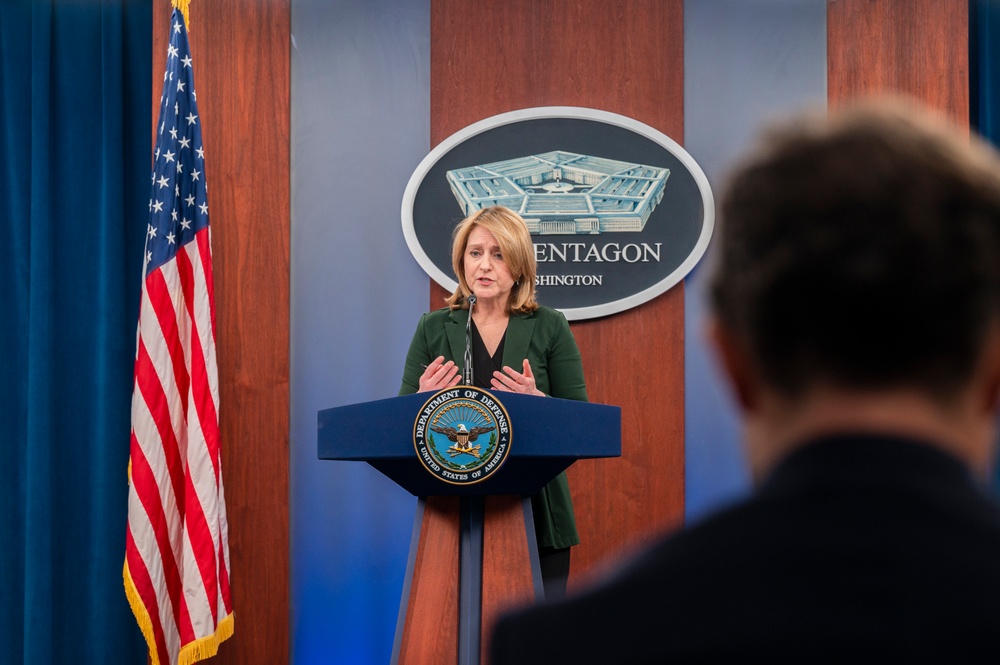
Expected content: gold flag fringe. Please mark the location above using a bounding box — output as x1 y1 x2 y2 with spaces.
172 0 192 31
178 614 235 665
125 560 236 665
124 560 163 665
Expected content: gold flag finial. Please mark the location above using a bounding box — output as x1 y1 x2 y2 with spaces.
172 0 191 31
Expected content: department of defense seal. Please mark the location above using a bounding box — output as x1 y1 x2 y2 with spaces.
413 387 512 485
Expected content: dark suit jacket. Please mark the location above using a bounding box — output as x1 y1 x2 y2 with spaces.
399 305 586 549
490 435 1000 663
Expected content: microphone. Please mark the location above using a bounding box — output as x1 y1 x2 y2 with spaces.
464 294 476 385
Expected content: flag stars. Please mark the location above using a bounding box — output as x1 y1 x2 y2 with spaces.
147 224 156 238
144 17 212 271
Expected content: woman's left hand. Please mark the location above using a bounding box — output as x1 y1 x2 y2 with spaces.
492 359 545 396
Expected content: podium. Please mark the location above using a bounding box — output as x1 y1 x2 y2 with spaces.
318 389 621 665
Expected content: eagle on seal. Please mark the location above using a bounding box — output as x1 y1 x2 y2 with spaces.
430 422 494 445
430 422 495 457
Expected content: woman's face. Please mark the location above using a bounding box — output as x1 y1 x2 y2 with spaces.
463 225 516 308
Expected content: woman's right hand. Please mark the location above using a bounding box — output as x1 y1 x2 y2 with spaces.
418 356 460 392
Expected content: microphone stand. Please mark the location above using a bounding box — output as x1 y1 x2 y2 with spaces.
463 294 476 385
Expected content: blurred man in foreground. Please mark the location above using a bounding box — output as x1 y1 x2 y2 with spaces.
490 101 1000 663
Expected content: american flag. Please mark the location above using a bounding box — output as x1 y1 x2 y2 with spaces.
124 7 234 665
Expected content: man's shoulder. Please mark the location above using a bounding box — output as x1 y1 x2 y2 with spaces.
491 485 1000 665
489 521 737 665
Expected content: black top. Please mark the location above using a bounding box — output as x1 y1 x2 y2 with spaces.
470 319 506 390
490 435 1000 664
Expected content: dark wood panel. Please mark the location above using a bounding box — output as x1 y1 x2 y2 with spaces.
153 0 290 662
481 497 536 664
398 497 460 665
432 0 684 143
431 0 686 586
828 0 969 124
399 499 536 665
569 287 687 582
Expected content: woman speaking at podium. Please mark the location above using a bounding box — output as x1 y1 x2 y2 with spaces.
399 205 587 598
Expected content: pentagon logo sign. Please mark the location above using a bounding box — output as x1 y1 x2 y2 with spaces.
401 106 714 321
413 387 511 485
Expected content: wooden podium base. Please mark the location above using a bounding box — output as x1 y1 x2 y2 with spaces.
392 495 542 665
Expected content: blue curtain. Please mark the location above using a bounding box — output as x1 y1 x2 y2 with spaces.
972 0 1000 145
972 1 1000 495
0 0 151 661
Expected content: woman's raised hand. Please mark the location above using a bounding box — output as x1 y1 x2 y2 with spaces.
418 356 461 392
491 359 545 397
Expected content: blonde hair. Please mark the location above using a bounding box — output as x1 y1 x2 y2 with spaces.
445 206 539 314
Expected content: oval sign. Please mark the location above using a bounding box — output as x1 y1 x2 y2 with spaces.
401 107 714 320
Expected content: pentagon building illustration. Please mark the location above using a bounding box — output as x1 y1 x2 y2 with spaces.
446 150 670 234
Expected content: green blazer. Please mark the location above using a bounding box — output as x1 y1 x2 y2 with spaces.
399 305 586 549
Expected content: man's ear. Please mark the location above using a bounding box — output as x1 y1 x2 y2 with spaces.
706 319 760 413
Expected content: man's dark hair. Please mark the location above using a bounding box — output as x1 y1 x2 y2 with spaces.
711 101 1000 399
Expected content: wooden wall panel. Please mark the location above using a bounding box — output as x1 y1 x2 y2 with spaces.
397 498 461 664
828 0 969 123
431 0 686 584
153 1 290 662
